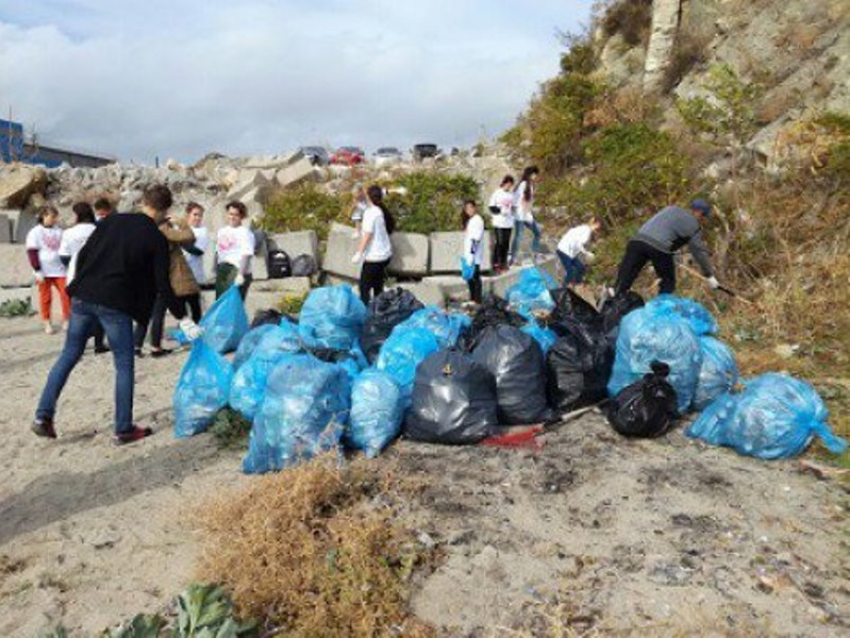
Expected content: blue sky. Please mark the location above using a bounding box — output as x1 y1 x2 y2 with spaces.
0 1 593 162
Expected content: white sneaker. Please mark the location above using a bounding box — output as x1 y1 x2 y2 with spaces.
352 230 361 239
44 322 55 335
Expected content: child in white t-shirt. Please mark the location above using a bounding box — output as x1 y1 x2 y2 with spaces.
352 185 395 303
26 205 70 334
462 200 485 304
510 166 542 265
556 217 602 286
181 202 208 322
488 174 515 273
215 201 256 299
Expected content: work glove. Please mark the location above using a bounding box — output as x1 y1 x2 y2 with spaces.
582 251 596 264
178 318 203 341
33 270 45 283
351 251 364 264
387 186 408 196
234 272 245 286
707 276 720 290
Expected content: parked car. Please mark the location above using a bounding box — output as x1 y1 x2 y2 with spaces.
412 143 441 161
373 146 403 167
299 146 330 166
330 146 366 165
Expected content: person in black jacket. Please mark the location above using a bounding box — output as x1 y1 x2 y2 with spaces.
32 185 202 445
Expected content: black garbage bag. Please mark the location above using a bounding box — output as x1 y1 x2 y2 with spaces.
546 324 614 412
404 349 499 444
550 287 600 326
267 249 291 279
360 288 424 363
251 308 283 329
471 324 552 425
461 295 526 350
291 254 318 277
604 361 678 437
599 291 644 335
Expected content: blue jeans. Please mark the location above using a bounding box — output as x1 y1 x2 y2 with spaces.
36 298 136 434
511 219 541 258
557 250 586 285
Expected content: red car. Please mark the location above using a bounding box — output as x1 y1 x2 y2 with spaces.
330 146 366 165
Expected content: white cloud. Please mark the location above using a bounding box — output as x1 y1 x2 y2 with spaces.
0 1 592 162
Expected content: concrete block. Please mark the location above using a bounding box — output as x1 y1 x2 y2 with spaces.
251 229 269 281
9 209 37 243
398 280 445 308
322 223 362 280
268 230 319 263
399 275 472 308
0 211 12 243
510 224 555 262
0 244 35 287
251 277 312 295
388 232 429 277
226 169 274 200
274 158 318 189
320 272 359 288
429 231 492 274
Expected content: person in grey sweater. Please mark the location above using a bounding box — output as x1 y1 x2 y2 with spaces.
615 199 719 295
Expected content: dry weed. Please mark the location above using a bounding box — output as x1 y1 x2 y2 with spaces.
195 457 434 637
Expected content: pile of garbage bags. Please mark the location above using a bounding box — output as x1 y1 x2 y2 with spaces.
172 269 847 472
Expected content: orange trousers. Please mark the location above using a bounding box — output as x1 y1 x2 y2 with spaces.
38 277 71 321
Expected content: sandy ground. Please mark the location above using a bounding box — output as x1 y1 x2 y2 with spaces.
0 313 848 636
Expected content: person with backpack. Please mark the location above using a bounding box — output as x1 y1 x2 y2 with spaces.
510 165 541 265
26 205 70 334
180 201 207 322
556 216 602 287
487 175 515 273
615 199 720 295
352 185 395 303
58 202 107 353
461 199 485 304
32 184 202 445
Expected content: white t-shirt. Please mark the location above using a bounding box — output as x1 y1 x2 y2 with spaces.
557 224 593 259
26 225 66 278
216 225 256 273
184 225 209 284
463 214 485 266
362 205 393 262
488 188 516 229
58 222 96 283
514 181 534 223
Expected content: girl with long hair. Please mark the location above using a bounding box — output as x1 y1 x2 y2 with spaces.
510 165 542 265
488 174 515 273
461 199 484 303
352 185 395 303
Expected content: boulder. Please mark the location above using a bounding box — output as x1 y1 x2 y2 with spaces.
388 232 429 277
274 157 318 189
268 230 320 264
429 231 492 274
0 244 35 287
0 164 47 209
0 211 12 243
322 223 362 280
226 169 274 200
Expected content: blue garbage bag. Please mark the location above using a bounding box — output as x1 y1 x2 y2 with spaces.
376 326 441 401
506 267 558 318
200 285 250 354
646 294 719 336
346 369 405 457
608 305 702 414
522 320 558 355
460 257 475 282
692 337 738 411
309 345 368 384
233 324 278 370
243 355 351 474
173 340 234 438
299 286 367 350
398 306 471 348
685 373 847 459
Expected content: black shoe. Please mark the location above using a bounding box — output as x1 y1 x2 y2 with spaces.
134 348 144 358
94 345 110 354
32 418 57 439
150 348 173 358
114 425 154 446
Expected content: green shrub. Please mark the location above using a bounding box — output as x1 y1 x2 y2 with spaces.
600 0 653 46
259 183 349 240
387 171 479 234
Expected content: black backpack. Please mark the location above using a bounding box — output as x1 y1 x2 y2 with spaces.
604 361 678 438
267 250 291 279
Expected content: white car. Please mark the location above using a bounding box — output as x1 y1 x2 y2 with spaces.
373 146 403 168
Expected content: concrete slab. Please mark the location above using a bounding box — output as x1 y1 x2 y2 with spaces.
274 158 318 189
268 230 319 263
0 244 35 287
0 211 11 243
251 229 269 281
226 169 274 201
9 209 37 243
322 223 362 280
388 232 429 277
320 272 359 288
429 231 492 274
251 277 312 295
398 280 445 308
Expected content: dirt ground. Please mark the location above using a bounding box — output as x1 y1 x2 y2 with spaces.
0 314 847 637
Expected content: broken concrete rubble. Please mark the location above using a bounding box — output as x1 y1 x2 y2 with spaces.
0 164 47 209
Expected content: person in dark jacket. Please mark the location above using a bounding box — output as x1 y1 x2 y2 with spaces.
614 199 720 295
32 184 202 445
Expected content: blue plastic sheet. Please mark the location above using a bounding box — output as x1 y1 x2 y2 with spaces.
298 286 367 350
645 294 719 336
173 340 234 438
375 326 441 401
398 306 471 349
346 369 405 457
200 286 250 354
692 337 738 411
522 321 558 355
233 324 278 370
686 373 848 459
608 305 702 414
505 268 557 317
243 355 351 474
